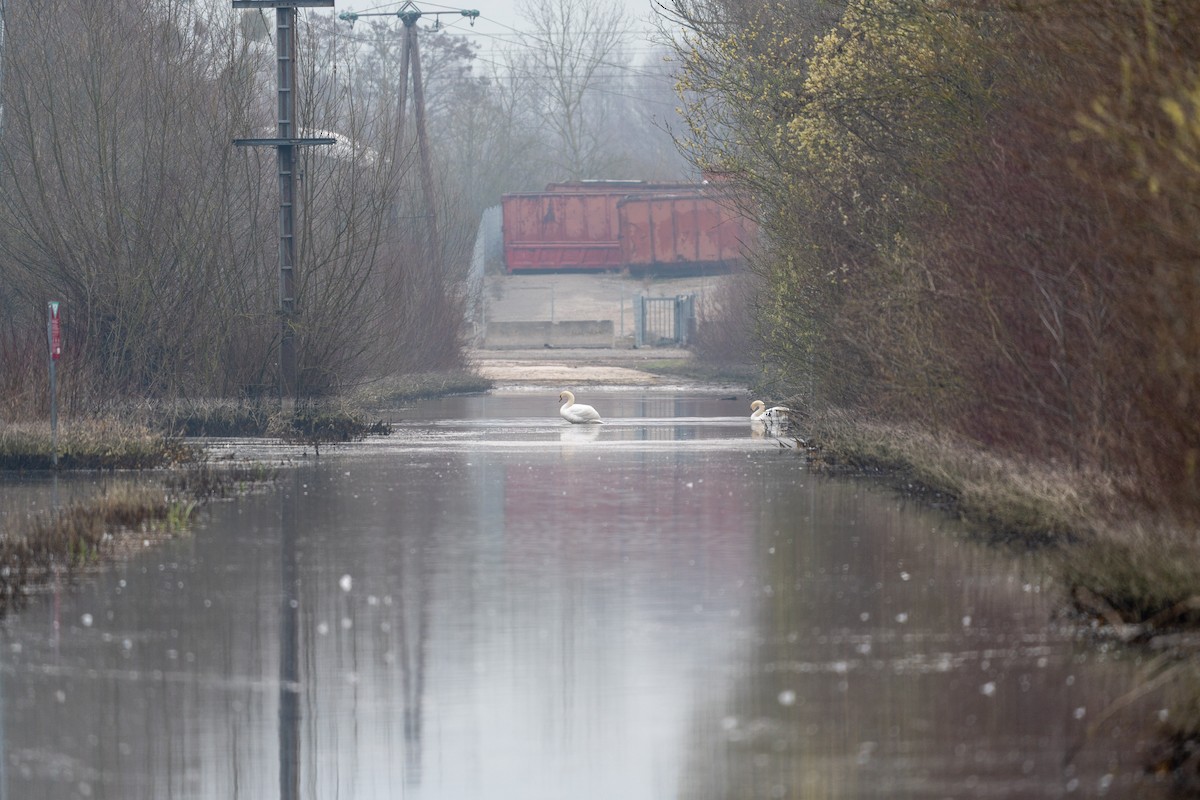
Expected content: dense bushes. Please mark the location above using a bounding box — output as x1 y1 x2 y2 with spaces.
669 0 1200 521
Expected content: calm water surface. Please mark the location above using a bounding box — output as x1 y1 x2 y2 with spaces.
0 391 1171 799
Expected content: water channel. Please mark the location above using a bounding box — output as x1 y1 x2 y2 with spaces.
0 391 1173 799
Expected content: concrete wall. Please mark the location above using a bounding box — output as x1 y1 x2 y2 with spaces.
484 320 614 349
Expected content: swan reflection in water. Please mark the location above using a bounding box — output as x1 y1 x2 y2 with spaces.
560 424 602 443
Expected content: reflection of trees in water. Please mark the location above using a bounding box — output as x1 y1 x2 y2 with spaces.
396 517 431 786
284 472 435 795
280 474 300 800
677 480 1168 799
677 481 836 800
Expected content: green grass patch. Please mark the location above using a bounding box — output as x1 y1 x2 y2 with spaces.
1057 521 1200 634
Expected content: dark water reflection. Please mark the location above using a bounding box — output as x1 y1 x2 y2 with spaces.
0 392 1171 798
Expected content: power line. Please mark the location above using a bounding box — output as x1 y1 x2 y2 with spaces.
323 12 674 80
301 6 683 110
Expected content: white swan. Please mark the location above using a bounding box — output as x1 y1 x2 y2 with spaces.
559 390 604 424
750 400 790 424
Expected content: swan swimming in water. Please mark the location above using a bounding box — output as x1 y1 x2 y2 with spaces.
750 400 790 425
559 390 604 424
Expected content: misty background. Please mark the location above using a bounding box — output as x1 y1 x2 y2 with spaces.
0 0 695 411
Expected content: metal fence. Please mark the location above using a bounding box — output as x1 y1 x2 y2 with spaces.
634 294 696 348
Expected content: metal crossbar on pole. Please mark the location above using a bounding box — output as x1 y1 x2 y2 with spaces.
233 0 334 402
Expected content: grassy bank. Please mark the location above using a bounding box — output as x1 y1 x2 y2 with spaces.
0 462 275 613
0 420 196 470
0 370 491 459
0 407 391 466
803 409 1200 634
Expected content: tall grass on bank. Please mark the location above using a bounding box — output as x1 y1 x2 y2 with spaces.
806 410 1095 544
0 463 276 613
0 420 194 470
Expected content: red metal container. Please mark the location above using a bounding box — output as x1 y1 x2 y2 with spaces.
501 189 622 272
617 191 752 275
501 181 755 274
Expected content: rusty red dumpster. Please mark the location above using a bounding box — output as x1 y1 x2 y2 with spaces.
501 181 755 274
616 191 753 275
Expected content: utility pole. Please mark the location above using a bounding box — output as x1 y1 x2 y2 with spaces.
233 0 334 404
1 0 7 140
340 2 479 267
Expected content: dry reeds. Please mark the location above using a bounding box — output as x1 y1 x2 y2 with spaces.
0 420 194 470
807 410 1097 544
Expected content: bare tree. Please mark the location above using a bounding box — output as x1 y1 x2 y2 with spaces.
516 0 634 179
0 0 275 403
0 0 472 410
291 13 472 386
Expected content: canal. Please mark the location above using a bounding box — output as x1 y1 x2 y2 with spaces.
0 391 1171 798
